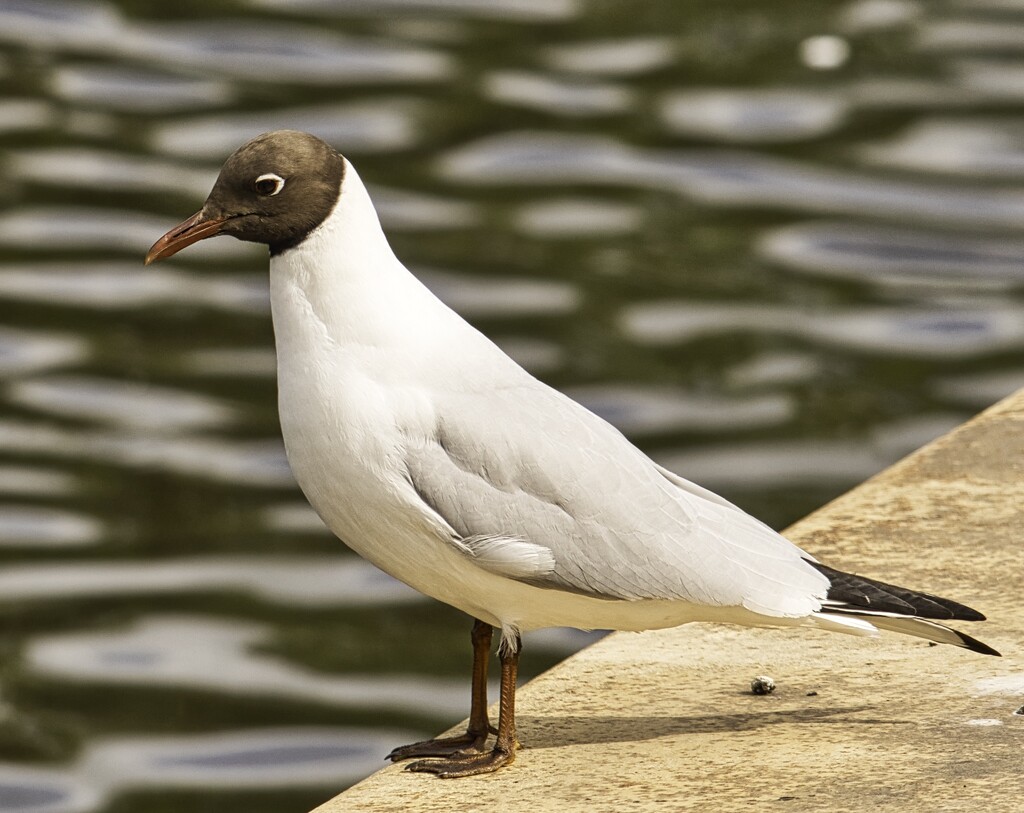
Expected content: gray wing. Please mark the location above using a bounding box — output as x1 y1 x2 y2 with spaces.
404 381 827 618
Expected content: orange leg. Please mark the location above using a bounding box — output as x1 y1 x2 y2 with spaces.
404 631 520 777
388 618 495 761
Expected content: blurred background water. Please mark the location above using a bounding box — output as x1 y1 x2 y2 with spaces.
1 0 1023 811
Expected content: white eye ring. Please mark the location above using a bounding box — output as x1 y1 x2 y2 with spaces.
254 173 285 196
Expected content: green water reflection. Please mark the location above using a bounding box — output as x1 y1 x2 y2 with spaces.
0 1 1022 811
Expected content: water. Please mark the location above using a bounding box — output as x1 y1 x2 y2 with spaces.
1 1 1023 810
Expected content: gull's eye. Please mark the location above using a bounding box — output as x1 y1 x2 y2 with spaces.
254 173 285 196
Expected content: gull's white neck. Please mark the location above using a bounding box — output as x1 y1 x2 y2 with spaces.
268 160 459 355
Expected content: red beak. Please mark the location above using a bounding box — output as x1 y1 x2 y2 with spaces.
145 210 229 265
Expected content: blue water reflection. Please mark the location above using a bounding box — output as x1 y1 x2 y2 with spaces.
0 557 418 606
760 222 1024 287
51 66 232 112
440 131 1024 227
253 0 582 23
153 102 426 159
620 300 1024 358
0 1 122 51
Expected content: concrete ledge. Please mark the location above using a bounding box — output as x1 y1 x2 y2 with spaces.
315 390 1024 812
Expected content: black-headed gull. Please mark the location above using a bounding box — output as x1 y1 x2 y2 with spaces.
146 130 997 778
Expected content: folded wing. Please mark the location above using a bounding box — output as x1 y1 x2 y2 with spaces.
403 382 829 619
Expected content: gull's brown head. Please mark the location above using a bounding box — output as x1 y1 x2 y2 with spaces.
145 130 345 264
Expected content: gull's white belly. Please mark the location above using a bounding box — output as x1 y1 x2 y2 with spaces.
280 393 763 635
273 336 779 636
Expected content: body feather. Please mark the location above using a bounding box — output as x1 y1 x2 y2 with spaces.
268 158 996 656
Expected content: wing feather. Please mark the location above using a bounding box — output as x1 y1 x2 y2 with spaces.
404 383 828 617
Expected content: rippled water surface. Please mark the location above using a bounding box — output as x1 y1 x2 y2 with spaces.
2 1 1024 810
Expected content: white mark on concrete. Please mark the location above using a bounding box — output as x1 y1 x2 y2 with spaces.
974 674 1024 695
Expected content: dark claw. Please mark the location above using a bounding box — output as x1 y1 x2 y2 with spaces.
388 731 489 762
403 747 515 778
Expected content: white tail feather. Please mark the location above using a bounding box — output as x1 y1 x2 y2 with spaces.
812 611 980 651
861 615 976 649
809 612 880 637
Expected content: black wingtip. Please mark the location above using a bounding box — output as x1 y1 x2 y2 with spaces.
806 560 988 622
956 630 1001 657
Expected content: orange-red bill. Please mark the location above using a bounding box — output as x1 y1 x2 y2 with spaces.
144 210 229 265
